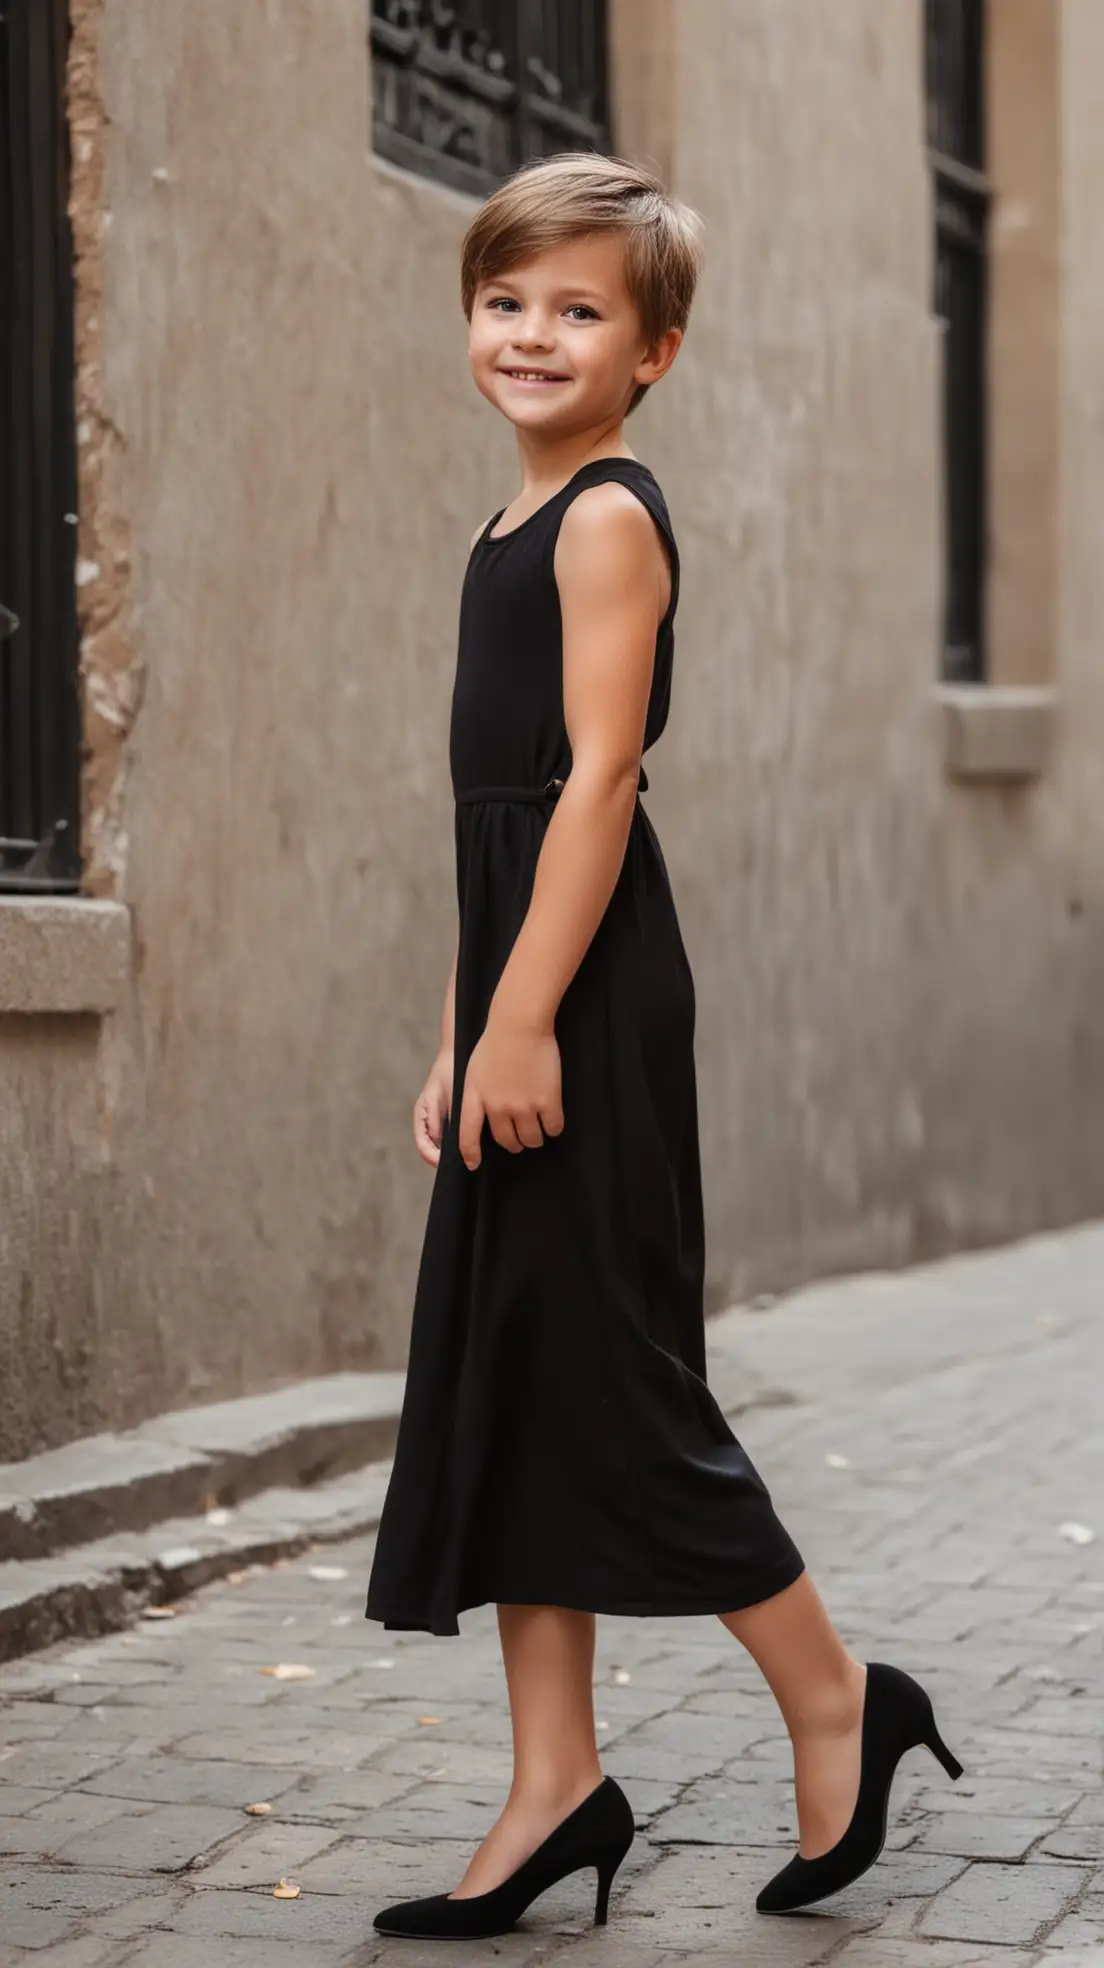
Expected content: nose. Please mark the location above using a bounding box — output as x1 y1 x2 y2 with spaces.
508 308 555 351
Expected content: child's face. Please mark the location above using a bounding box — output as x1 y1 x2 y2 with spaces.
469 233 675 433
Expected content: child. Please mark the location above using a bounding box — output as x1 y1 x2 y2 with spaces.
365 152 960 1939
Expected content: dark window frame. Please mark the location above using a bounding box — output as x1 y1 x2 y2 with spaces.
369 2 611 202
0 0 82 894
926 0 991 684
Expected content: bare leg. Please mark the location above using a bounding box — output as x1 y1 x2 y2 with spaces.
449 1603 604 1899
720 1572 867 1859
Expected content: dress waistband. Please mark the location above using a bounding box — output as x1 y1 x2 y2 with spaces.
455 765 648 806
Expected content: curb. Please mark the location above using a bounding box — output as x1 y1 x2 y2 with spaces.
0 1462 392 1660
0 1372 404 1563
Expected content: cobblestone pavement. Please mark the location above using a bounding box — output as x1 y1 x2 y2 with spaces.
2 1225 1102 1966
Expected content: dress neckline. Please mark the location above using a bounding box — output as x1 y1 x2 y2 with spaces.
479 457 655 547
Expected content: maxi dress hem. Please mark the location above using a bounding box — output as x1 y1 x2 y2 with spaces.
366 1550 807 1637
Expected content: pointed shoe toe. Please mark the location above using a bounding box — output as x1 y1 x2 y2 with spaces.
373 1891 507 1939
756 1661 963 1917
373 1894 454 1938
755 1857 809 1915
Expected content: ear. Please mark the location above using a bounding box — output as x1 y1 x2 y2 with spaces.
633 326 683 391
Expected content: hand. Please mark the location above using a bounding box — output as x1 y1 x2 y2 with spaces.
413 1046 454 1168
458 1014 564 1170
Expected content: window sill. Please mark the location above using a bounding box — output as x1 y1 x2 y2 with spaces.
0 898 130 1014
938 684 1056 782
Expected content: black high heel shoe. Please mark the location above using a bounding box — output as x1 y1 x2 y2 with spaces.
372 1774 635 1939
756 1660 963 1915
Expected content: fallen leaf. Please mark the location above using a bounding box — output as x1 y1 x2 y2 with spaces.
368 1658 395 1670
308 1565 348 1582
417 1716 442 1726
273 1878 301 1899
1058 1522 1096 1547
331 1614 353 1628
613 1670 631 1685
206 1507 232 1527
825 1453 852 1469
245 1802 273 1816
142 1606 177 1621
262 1664 316 1681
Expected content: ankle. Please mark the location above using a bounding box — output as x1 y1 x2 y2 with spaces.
789 1658 866 1744
508 1766 603 1816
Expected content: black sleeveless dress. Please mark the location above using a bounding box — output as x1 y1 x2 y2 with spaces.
365 457 804 1635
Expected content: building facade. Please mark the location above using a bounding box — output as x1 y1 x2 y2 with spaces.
1 0 1101 1458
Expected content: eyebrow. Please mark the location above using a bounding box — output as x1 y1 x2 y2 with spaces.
483 279 610 303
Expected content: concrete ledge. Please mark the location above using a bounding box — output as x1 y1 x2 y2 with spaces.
0 1461 393 1658
938 684 1057 782
0 898 130 1013
0 1371 405 1562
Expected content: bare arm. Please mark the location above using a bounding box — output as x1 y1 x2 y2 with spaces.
490 483 669 1030
458 484 670 1167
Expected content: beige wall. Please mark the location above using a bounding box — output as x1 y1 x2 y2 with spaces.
2 0 1102 1458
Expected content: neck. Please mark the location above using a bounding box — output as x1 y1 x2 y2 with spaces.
512 415 633 495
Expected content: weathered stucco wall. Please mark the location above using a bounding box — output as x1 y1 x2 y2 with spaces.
660 0 1104 1299
647 0 1101 1298
2 0 1102 1457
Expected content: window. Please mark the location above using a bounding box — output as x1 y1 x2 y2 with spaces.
0 0 81 892
925 0 990 683
369 2 611 200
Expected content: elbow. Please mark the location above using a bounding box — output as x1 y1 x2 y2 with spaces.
565 754 645 809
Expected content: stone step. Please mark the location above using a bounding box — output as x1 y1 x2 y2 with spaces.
0 1371 404 1562
0 1457 393 1660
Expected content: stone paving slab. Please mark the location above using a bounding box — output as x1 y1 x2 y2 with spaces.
914 1858 1090 1946
2 1224 1104 1964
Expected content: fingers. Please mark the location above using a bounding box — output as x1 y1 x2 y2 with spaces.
458 1086 486 1170
512 1112 545 1150
485 1106 563 1153
412 1096 442 1169
540 1099 565 1139
457 1084 565 1168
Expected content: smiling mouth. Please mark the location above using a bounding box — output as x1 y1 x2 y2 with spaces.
499 369 570 383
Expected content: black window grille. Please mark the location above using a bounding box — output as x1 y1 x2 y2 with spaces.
370 2 611 201
0 0 81 892
925 0 990 683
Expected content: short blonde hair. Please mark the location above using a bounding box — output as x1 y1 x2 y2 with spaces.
460 151 704 415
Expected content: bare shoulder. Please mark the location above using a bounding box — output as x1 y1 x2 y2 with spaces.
470 515 495 551
555 481 671 611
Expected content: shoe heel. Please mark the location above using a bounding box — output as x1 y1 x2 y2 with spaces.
593 1845 630 1926
923 1722 964 1781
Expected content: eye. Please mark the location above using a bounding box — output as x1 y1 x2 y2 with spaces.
486 296 520 313
565 305 598 321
